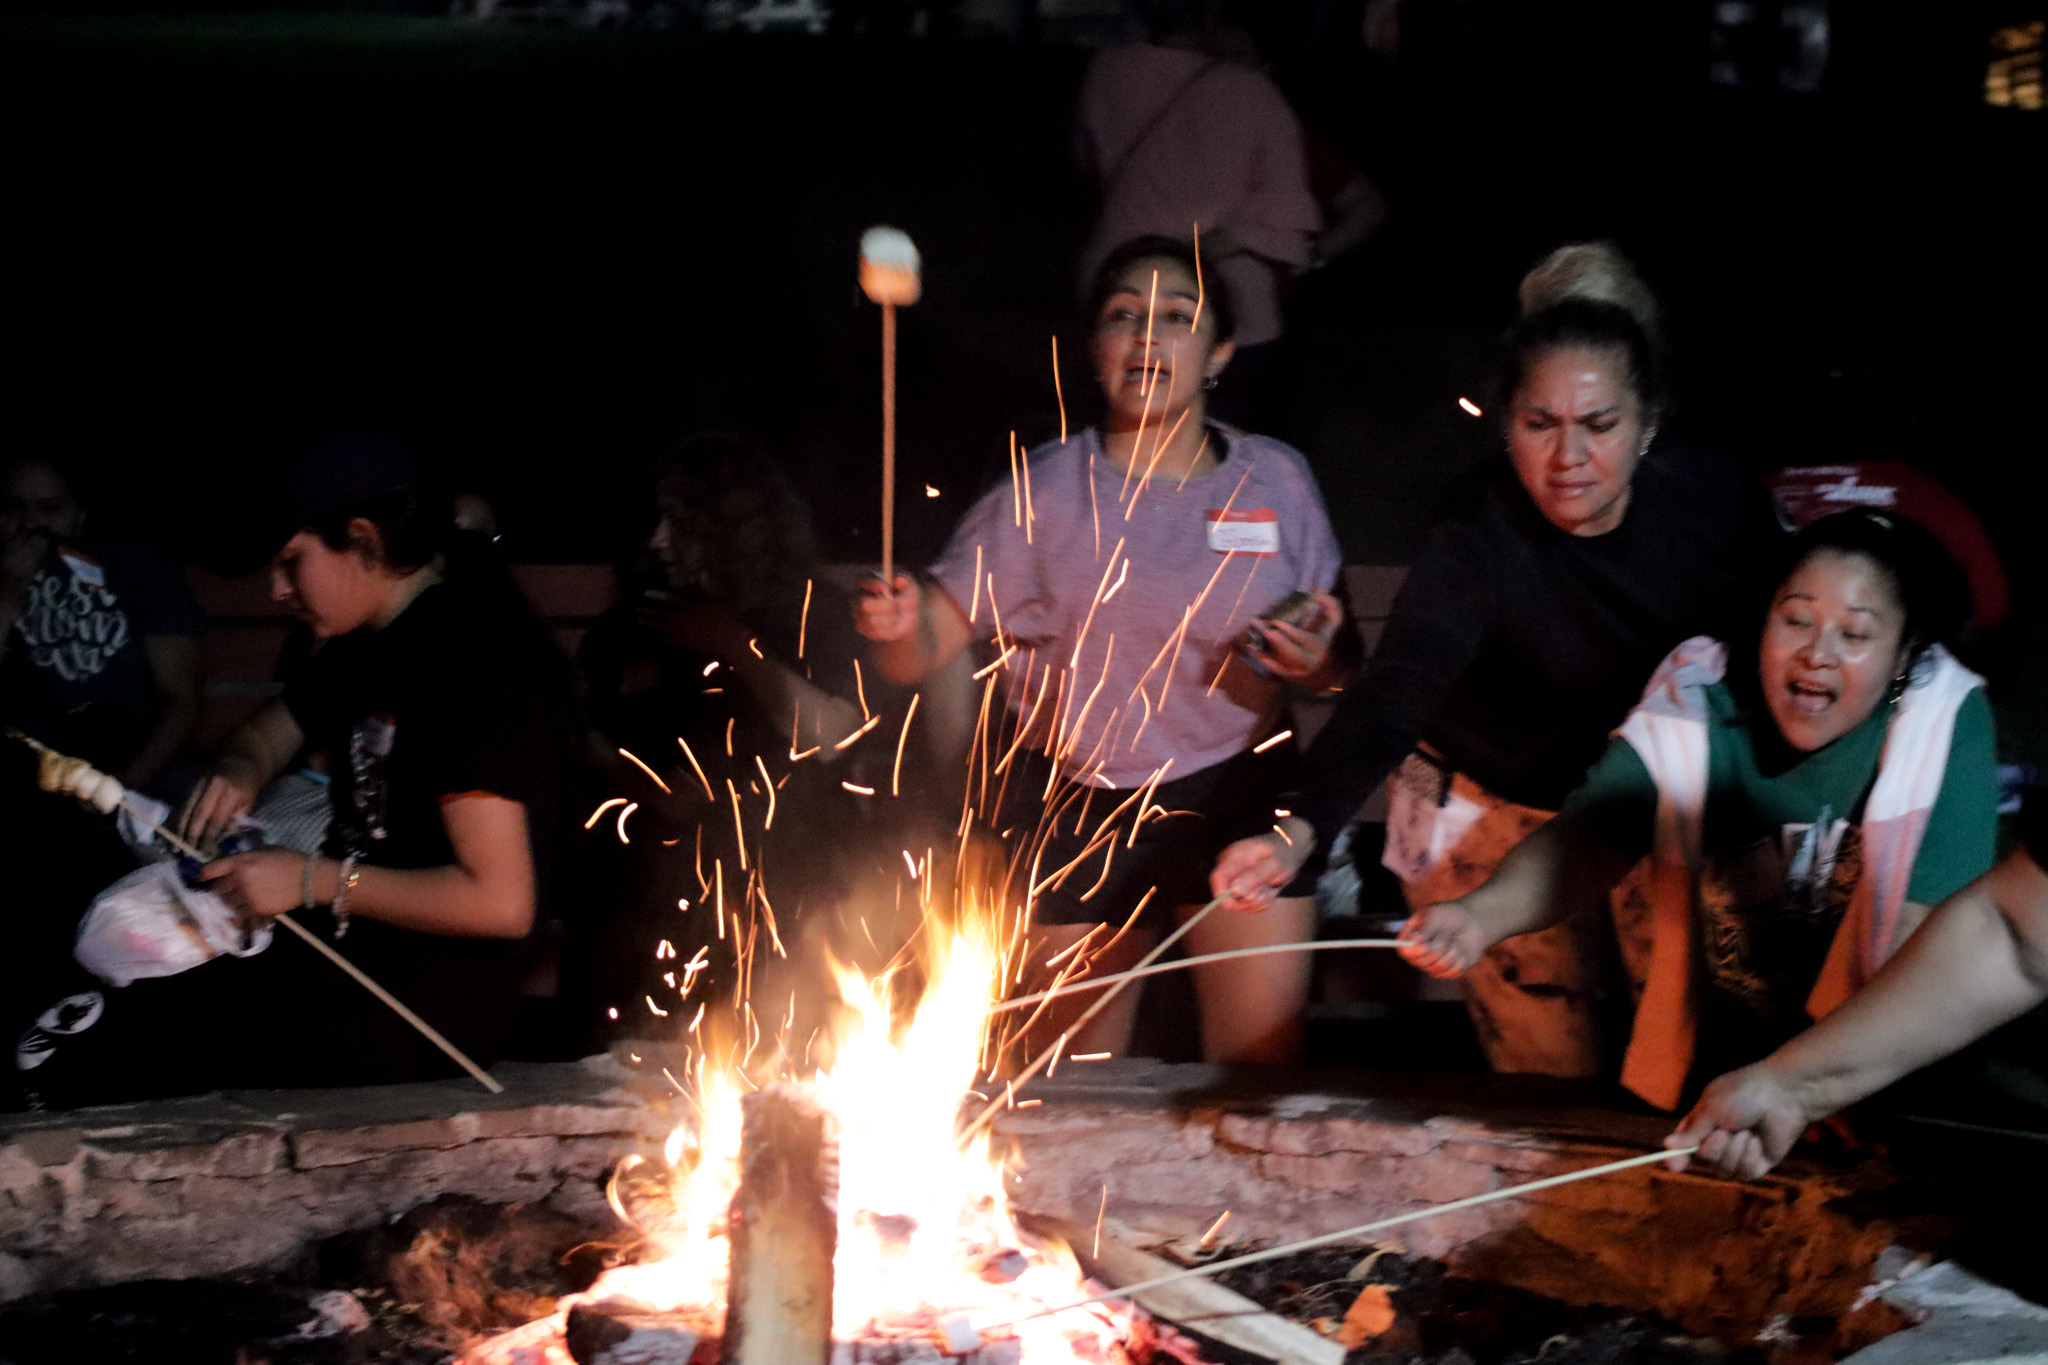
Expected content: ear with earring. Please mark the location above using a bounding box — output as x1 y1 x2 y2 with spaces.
1201 372 1220 391
1886 654 1916 707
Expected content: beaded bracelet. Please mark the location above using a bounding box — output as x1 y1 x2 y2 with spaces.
334 854 362 938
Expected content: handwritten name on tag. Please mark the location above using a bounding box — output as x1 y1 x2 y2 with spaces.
1206 508 1279 555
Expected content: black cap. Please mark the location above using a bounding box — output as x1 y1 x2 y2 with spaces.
227 431 421 575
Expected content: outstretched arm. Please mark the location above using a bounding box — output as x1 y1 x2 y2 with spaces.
1670 846 2048 1178
1399 811 1635 977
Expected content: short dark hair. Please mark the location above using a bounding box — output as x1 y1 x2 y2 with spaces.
1086 234 1237 344
1779 510 1970 666
310 483 453 576
1729 509 1971 715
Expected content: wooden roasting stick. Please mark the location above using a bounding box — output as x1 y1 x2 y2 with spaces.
992 938 1405 1015
954 1145 1701 1346
11 731 504 1095
859 226 921 586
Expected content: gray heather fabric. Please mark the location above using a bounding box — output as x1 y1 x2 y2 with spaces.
928 426 1341 791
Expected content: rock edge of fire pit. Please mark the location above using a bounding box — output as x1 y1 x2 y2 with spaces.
994 1060 1947 1357
0 1056 669 1303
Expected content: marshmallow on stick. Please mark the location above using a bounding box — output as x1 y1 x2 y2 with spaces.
858 226 922 306
26 737 126 815
860 227 920 586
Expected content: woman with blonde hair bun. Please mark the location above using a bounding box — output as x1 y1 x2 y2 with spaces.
1213 242 1782 1077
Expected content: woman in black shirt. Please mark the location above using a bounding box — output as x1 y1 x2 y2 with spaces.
15 433 578 1106
1212 243 1781 1076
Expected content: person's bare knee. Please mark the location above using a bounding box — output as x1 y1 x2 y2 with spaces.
1186 896 1315 1064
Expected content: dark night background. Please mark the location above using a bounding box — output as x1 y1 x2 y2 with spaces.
4 0 2043 757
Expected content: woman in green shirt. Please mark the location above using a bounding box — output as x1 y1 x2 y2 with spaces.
1401 510 1997 1109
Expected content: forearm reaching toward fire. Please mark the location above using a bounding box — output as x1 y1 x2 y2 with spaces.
1670 846 2048 1178
1398 812 1633 977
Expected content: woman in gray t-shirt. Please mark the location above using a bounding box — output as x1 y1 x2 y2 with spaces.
856 236 1348 1063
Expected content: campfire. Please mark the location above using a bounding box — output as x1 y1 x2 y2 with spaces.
466 898 1148 1365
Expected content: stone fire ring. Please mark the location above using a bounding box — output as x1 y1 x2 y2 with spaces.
5 1054 2045 1361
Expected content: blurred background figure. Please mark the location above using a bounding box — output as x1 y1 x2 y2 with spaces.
2 454 202 796
2 453 205 1033
575 434 931 1041
1073 0 1322 429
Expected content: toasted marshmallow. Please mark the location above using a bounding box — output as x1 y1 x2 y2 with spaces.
859 226 922 306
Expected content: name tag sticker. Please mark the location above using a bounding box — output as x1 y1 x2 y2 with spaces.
1206 508 1279 555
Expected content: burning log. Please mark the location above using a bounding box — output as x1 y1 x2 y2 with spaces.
721 1083 838 1365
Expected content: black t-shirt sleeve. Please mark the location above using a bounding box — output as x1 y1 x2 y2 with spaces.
411 642 549 808
1293 512 1495 847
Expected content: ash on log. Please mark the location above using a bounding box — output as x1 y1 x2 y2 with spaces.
722 1082 839 1365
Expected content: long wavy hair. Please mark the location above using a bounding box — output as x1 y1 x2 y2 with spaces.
653 435 822 643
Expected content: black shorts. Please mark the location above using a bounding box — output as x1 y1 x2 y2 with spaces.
1003 740 1298 929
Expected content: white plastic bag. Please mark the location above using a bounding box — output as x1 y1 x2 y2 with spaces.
74 861 273 988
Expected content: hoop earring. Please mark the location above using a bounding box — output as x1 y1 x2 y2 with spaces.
1886 662 1913 707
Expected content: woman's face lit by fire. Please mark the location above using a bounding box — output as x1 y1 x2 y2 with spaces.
1760 549 1910 752
1505 344 1652 537
269 524 392 639
1091 256 1234 433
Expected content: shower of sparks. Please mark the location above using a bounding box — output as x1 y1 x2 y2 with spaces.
842 780 875 795
615 801 639 844
1102 558 1129 602
1020 433 1035 544
1052 335 1068 445
702 661 720 677
1252 729 1294 754
799 578 812 658
747 638 764 660
835 714 883 750
754 754 777 830
584 796 628 829
1009 431 1024 527
855 659 872 720
670 737 707 800
1459 396 1483 416
893 692 921 796
972 646 1016 681
926 485 941 498
618 747 673 795
1191 221 1205 333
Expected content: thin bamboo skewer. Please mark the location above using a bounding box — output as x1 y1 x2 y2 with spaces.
13 733 503 1095
962 895 1224 1140
969 1146 1699 1338
881 298 897 586
992 938 1405 1015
